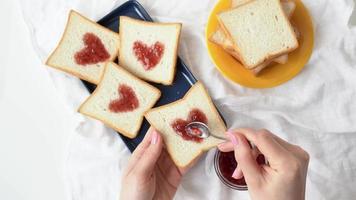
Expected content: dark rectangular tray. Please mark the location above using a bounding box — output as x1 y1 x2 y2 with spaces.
82 0 197 152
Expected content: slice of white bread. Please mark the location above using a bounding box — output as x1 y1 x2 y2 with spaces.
145 82 226 167
119 16 182 85
232 0 296 19
250 60 273 75
231 0 252 7
210 28 288 65
279 0 297 18
218 0 299 69
210 28 242 61
46 10 120 84
210 0 296 65
79 62 161 138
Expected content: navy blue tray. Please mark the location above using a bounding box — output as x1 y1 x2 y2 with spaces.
82 0 197 152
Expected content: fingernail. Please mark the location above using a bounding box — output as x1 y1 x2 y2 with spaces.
232 168 239 179
217 142 225 148
151 131 158 145
231 167 244 179
226 131 238 146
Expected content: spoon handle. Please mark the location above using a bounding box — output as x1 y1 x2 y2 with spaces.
211 134 257 149
210 134 227 141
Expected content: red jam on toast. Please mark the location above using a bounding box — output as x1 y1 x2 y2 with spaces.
171 109 207 143
75 33 110 65
109 84 139 113
133 41 164 70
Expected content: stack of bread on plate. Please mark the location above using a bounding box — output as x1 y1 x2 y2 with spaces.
46 10 226 168
210 0 299 75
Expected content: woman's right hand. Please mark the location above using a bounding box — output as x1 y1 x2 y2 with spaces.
218 129 309 200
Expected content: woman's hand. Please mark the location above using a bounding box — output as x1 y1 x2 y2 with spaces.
218 129 309 200
120 128 189 200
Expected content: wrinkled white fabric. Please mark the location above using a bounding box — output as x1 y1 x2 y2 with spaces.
19 0 356 199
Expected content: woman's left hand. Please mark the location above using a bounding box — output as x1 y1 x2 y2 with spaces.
120 128 189 200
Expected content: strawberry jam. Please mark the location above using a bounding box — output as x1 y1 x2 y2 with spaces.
132 41 164 70
74 32 110 65
109 84 139 113
218 151 266 186
171 109 207 143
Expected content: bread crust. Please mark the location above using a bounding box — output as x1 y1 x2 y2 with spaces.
45 10 120 84
119 16 182 85
78 62 161 138
144 82 226 168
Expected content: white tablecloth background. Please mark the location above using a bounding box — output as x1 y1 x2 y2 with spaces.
19 0 356 199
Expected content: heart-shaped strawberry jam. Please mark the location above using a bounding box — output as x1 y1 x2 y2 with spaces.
74 32 110 65
109 84 139 113
171 109 207 143
132 41 165 70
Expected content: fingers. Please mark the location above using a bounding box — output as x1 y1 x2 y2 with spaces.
232 128 290 164
232 167 243 179
124 128 156 176
218 141 234 152
227 132 263 185
133 130 163 177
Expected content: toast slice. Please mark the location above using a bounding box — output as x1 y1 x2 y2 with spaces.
210 0 296 65
218 0 299 69
209 28 242 61
279 0 297 18
145 82 226 167
79 62 161 138
46 10 120 84
232 0 296 19
119 16 182 85
231 0 252 7
210 28 288 65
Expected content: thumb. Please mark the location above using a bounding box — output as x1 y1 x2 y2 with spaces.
133 130 163 177
227 131 263 186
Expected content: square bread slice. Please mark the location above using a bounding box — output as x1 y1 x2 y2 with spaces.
119 16 182 85
231 0 252 7
232 0 296 19
209 28 242 61
209 28 288 65
145 82 226 167
46 10 120 84
210 0 296 72
218 0 299 69
79 62 161 138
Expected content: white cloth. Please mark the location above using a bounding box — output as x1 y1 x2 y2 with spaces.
19 0 356 199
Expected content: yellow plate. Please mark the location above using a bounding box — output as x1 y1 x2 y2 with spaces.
206 0 314 88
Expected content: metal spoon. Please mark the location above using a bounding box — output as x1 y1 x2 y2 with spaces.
185 122 226 140
185 122 257 149
186 122 267 167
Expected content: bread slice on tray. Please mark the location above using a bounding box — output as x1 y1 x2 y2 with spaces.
217 0 299 69
79 62 161 138
46 10 120 84
119 16 182 85
145 82 226 167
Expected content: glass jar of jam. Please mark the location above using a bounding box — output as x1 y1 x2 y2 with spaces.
214 150 266 190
